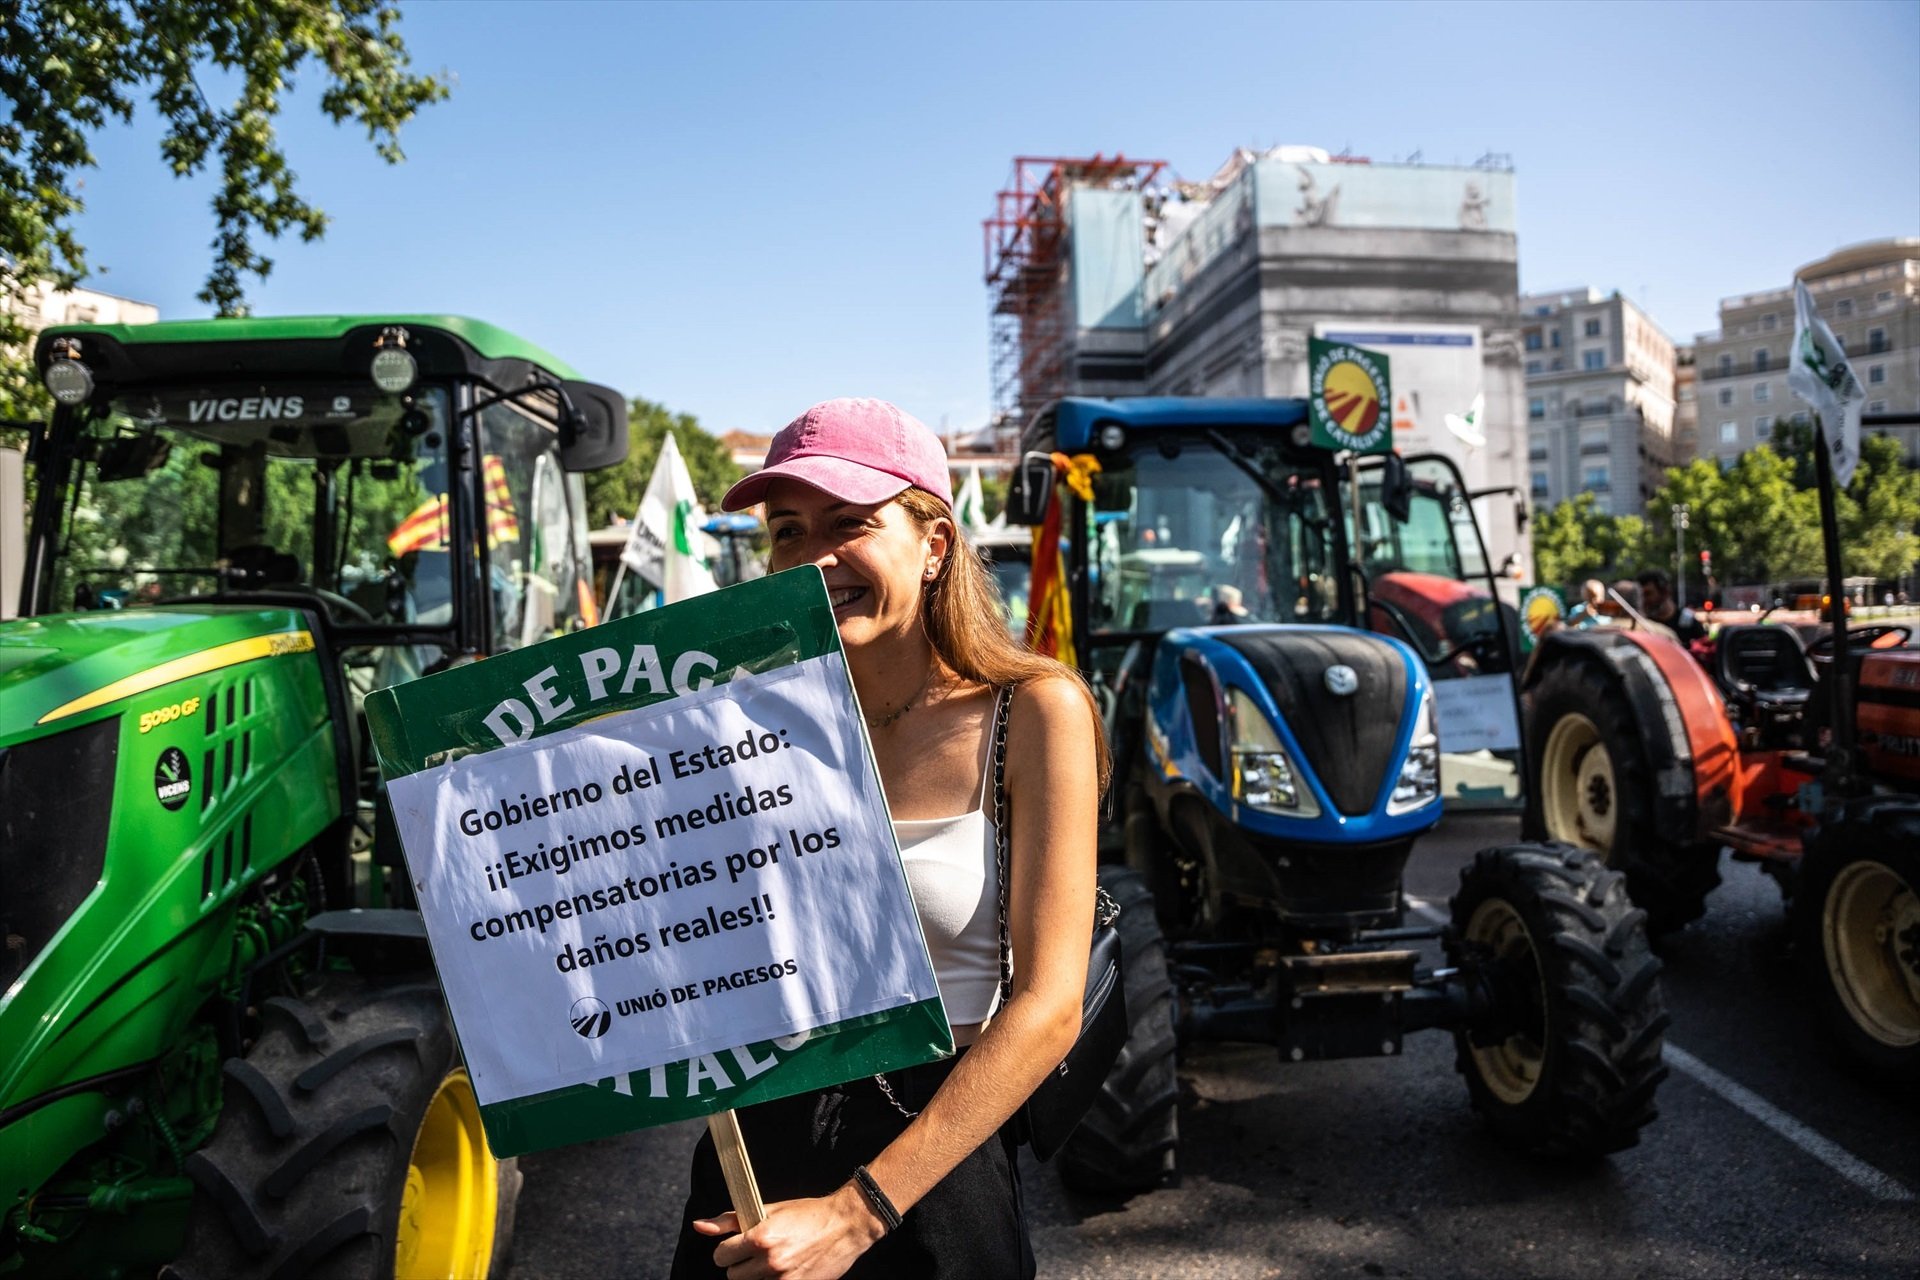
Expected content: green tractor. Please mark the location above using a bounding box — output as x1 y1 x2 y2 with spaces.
1 316 627 1278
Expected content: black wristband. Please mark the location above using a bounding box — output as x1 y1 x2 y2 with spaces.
851 1164 902 1235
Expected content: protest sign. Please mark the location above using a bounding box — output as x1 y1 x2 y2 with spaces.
365 566 951 1157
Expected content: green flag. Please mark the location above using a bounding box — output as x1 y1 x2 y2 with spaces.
1309 337 1393 455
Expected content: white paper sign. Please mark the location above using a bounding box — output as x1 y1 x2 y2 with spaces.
1431 673 1522 754
386 651 940 1106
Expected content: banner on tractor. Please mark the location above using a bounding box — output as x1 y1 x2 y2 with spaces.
1308 338 1393 455
366 567 950 1157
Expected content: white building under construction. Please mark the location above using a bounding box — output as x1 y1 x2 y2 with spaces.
983 147 1531 579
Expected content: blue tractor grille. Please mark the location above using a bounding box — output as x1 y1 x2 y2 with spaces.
1213 630 1409 816
0 717 118 989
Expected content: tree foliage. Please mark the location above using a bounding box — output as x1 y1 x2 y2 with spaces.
581 397 744 530
1531 492 1649 589
1 0 448 414
1542 427 1920 598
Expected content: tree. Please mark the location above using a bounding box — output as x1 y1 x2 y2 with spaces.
1530 492 1649 589
581 398 744 530
1 0 448 416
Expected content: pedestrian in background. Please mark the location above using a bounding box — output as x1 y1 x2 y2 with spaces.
1637 569 1707 645
673 398 1107 1279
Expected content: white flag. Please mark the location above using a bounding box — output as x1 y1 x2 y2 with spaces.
1444 390 1487 449
620 432 718 603
1788 278 1866 488
955 464 989 537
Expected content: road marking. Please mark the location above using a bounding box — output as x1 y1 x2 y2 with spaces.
1403 897 1915 1203
1662 1045 1914 1202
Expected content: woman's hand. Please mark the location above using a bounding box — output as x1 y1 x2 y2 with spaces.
692 1184 886 1279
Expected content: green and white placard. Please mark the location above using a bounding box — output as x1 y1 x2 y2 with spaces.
366 566 951 1157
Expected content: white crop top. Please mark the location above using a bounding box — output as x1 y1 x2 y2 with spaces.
894 753 1003 1026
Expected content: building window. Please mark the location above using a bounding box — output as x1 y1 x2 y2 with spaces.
1836 298 1854 317
1531 470 1550 495
1869 363 1886 384
1754 347 1770 372
1876 290 1894 305
1869 327 1888 353
1720 422 1738 443
1868 400 1888 413
1717 387 1734 407
1582 466 1609 489
1754 381 1770 403
1525 330 1542 351
1529 397 1545 420
1551 358 1565 371
1755 419 1772 440
1762 312 1777 330
1526 360 1543 375
1790 411 1809 425
1550 330 1562 349
1584 318 1602 337
1582 350 1605 370
1718 354 1734 375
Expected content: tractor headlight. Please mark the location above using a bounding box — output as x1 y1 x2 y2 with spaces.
44 337 95 406
1228 687 1319 818
1388 687 1442 814
370 326 418 394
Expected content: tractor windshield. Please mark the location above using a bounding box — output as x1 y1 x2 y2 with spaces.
39 382 591 657
1087 436 1339 634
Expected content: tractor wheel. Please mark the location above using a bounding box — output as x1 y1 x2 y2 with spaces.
1527 655 1721 932
1797 805 1920 1081
1447 843 1670 1157
165 972 520 1280
1056 866 1180 1196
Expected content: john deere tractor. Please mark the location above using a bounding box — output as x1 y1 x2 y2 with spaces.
1 316 626 1278
1004 398 1670 1195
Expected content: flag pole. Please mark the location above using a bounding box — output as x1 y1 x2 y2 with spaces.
1811 415 1857 793
606 557 630 620
706 1110 766 1230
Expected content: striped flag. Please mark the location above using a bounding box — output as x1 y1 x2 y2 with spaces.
388 456 521 556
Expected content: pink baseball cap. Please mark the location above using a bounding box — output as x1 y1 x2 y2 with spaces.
722 398 954 514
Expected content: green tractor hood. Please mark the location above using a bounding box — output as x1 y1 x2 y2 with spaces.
0 605 343 1212
0 607 316 746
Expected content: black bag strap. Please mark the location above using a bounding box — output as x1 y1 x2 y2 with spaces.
993 684 1015 1004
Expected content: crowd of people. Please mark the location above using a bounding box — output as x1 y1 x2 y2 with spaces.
1560 568 1708 646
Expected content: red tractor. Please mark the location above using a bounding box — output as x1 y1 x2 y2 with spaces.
1524 432 1919 1081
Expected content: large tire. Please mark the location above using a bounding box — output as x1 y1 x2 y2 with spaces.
1527 654 1721 932
1056 866 1180 1196
1797 803 1920 1082
166 972 520 1280
1447 843 1670 1157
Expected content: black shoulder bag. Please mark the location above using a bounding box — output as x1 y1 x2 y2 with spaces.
991 684 1128 1161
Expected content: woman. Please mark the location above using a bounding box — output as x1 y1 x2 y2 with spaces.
672 398 1107 1278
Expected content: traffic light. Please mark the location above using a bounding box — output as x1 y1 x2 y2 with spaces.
1699 549 1712 576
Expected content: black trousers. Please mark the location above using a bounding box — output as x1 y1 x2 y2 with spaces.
670 1054 1036 1279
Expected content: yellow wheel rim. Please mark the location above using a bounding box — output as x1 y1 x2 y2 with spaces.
1465 897 1548 1106
394 1069 499 1280
1541 712 1616 854
1823 859 1920 1049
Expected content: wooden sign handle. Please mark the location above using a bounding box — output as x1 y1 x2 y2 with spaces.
707 1109 765 1230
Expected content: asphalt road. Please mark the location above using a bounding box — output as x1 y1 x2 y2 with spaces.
511 814 1918 1279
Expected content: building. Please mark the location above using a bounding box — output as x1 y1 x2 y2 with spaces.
1695 238 1920 467
1673 345 1698 464
1521 288 1678 515
3 281 159 332
984 146 1532 580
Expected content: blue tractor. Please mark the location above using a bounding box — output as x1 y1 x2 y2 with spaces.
1001 398 1669 1193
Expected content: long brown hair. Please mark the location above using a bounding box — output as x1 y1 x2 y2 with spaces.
896 487 1112 795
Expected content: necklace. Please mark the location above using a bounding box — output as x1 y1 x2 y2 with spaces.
865 669 933 730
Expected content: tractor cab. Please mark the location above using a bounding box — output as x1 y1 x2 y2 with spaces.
1007 397 1524 817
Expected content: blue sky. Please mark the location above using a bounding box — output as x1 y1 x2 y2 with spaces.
69 0 1920 438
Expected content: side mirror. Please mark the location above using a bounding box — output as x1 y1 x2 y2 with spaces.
1380 452 1413 524
558 381 629 472
1003 451 1056 526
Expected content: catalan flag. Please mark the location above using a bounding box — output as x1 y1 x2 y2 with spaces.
388 456 521 556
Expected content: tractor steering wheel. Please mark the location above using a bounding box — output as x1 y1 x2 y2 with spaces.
1806 624 1914 657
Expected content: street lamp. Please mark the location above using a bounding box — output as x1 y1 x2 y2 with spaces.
1672 503 1690 610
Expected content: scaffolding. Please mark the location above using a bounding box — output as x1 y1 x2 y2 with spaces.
983 155 1164 446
